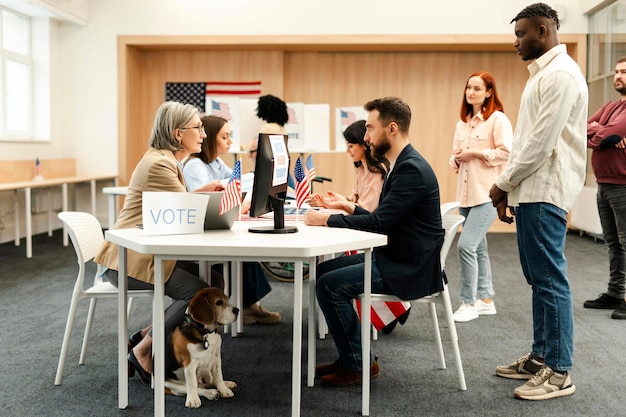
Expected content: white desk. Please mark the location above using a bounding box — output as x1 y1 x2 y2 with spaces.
105 221 387 417
0 175 117 257
102 186 128 228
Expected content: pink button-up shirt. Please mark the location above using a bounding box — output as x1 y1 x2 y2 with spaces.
449 111 512 208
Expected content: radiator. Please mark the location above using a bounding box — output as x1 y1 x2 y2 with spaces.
569 186 603 236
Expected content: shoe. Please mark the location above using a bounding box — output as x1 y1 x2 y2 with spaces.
496 353 544 380
315 359 342 378
583 293 624 309
612 303 626 319
453 303 478 322
128 350 151 385
320 360 380 387
128 330 143 352
243 303 281 324
476 299 497 315
513 367 576 400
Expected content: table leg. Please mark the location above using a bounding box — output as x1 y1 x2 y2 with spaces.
154 256 166 416
361 248 372 416
232 261 242 337
292 260 303 417
13 190 19 246
47 189 53 236
118 247 129 409
62 183 69 246
307 256 316 387
107 194 116 229
90 180 97 216
25 187 32 258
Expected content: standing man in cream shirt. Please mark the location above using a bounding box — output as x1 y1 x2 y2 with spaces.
489 3 587 401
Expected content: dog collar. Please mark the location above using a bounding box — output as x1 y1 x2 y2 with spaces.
183 315 217 350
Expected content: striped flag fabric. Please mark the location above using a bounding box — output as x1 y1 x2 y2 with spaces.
340 109 356 128
294 157 310 209
355 299 412 331
219 160 242 215
205 81 261 96
164 81 262 112
305 155 316 183
210 99 233 120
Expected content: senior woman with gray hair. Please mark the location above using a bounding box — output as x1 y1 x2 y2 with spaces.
95 101 224 384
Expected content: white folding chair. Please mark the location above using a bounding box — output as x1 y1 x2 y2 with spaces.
54 211 153 385
359 214 467 414
318 202 463 340
440 201 461 216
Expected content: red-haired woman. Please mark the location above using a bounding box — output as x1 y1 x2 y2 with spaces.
449 71 512 323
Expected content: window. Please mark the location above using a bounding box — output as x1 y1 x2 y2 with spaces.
586 0 626 181
0 7 33 139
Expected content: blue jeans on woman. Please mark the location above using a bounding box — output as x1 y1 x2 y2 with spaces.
515 203 573 371
316 253 390 371
458 203 497 304
597 183 626 299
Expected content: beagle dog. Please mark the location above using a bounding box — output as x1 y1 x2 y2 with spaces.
164 287 239 408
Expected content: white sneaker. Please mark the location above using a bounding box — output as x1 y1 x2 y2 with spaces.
453 303 478 322
476 299 497 315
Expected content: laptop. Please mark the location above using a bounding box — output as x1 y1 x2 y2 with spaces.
200 191 245 230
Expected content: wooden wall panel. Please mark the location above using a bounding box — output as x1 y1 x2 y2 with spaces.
119 35 586 232
121 48 285 183
284 51 527 231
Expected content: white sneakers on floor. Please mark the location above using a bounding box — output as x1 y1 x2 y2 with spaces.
453 300 496 322
476 299 497 315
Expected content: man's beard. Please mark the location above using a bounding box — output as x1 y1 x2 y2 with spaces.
615 82 626 95
371 132 391 158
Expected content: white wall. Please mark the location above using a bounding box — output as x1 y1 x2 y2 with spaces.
0 0 602 244
4 0 594 174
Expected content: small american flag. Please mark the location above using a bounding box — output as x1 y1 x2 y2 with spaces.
294 156 316 209
305 155 316 183
210 100 233 120
219 160 242 215
294 157 309 209
340 109 356 127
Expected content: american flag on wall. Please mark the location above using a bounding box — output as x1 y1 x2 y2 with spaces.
210 99 233 120
164 81 261 112
340 109 356 128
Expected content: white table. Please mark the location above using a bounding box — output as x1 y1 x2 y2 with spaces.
105 221 387 417
102 186 129 228
0 175 117 257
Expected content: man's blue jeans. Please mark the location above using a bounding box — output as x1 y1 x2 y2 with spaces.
316 253 390 371
597 183 626 299
515 203 573 371
458 203 497 304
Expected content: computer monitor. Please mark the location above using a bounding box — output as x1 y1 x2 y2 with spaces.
248 133 298 234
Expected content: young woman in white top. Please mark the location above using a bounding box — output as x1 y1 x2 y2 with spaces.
449 71 512 322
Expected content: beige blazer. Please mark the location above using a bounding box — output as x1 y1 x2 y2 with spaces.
95 148 187 284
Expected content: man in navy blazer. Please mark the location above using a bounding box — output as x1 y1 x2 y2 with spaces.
305 96 444 387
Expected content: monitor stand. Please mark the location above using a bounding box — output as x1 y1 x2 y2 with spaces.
248 196 298 234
